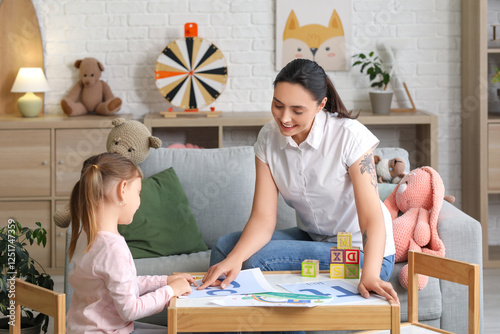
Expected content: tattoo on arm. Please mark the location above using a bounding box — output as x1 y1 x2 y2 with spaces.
359 152 378 192
363 230 368 248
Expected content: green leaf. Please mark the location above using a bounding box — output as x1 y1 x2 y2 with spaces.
383 73 391 84
360 62 369 73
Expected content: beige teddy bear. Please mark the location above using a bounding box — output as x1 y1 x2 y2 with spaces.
61 57 122 116
54 118 162 227
106 118 162 166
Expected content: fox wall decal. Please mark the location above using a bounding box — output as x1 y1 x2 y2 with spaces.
282 9 346 71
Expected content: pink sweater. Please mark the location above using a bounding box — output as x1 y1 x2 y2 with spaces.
67 231 174 333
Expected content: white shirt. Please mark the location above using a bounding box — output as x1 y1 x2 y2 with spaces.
254 110 395 257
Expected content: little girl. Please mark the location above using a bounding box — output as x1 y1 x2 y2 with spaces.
67 152 196 333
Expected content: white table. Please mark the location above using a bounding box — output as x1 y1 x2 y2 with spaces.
168 271 400 334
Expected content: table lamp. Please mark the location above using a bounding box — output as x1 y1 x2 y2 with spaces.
10 67 50 117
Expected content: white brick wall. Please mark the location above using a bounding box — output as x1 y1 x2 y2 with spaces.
32 0 472 235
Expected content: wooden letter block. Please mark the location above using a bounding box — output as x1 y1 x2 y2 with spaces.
330 247 344 264
301 259 319 277
337 232 352 249
345 264 360 279
345 248 360 264
330 264 345 279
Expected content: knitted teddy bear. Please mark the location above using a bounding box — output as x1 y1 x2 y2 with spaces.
54 118 162 227
61 57 122 116
383 167 454 290
106 118 162 165
374 155 406 184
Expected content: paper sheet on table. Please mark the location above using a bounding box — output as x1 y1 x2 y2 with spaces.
279 279 378 305
211 292 333 307
184 268 275 298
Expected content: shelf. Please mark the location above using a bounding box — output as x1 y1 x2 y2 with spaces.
487 246 500 265
145 111 438 169
462 0 500 268
488 113 500 123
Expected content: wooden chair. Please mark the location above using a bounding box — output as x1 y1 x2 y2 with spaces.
9 278 66 334
356 250 480 334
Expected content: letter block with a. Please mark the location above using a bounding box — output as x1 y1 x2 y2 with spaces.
345 264 360 279
345 248 360 264
337 232 352 249
330 247 344 264
330 264 345 278
302 259 319 277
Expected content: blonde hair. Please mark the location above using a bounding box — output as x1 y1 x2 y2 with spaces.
68 152 141 260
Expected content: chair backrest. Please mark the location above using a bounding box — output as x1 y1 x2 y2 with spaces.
9 278 66 334
408 251 480 334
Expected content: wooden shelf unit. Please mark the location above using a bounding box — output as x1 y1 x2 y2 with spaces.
144 110 438 169
462 0 500 267
0 114 131 275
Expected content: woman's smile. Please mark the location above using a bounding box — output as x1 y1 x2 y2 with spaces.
271 82 326 145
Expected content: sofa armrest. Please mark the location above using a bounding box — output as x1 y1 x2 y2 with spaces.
437 201 483 333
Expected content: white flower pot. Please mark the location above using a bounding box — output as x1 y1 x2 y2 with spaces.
369 90 393 114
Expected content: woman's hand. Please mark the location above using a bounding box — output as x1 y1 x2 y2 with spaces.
358 273 399 304
197 258 243 290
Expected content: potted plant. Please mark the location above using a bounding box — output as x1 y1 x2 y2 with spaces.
352 51 392 114
0 219 53 334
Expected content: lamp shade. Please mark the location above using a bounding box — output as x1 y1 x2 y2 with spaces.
10 67 50 93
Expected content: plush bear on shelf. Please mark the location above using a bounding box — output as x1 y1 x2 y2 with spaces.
383 167 455 290
374 155 406 184
54 118 162 228
61 57 122 116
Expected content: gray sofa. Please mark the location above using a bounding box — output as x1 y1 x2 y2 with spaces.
65 146 483 333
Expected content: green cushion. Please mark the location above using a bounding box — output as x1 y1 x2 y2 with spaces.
118 167 207 259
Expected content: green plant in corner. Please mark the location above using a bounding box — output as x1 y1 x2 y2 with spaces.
352 51 391 90
0 220 53 333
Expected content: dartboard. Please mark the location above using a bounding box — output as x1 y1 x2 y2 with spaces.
155 37 228 110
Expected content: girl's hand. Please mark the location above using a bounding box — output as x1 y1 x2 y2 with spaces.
197 258 242 290
168 273 197 287
358 274 399 304
168 277 192 297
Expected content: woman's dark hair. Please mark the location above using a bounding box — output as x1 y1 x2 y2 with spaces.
274 59 357 119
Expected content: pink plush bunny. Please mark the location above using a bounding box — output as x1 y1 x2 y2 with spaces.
383 167 448 290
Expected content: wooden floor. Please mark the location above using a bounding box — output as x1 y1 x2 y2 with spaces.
48 269 500 333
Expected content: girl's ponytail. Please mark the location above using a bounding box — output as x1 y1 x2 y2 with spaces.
68 180 81 260
68 164 103 260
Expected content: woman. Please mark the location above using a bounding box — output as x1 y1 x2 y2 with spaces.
199 59 398 302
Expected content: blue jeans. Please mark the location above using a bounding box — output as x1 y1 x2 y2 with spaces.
210 227 395 281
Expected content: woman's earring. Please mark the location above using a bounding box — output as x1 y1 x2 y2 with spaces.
120 201 126 207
